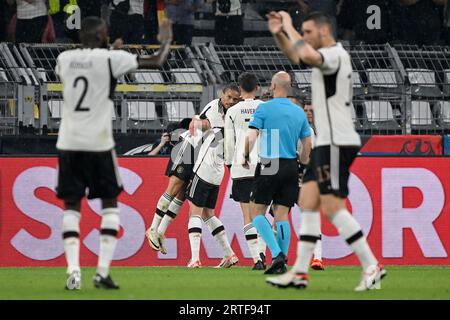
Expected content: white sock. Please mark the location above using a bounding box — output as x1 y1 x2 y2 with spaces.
62 210 81 274
157 197 183 235
244 223 260 263
313 237 322 260
150 192 173 230
97 208 120 278
330 209 378 271
293 210 321 274
204 216 233 258
188 215 202 261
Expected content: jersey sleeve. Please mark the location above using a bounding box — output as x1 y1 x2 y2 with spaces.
224 111 235 166
108 50 139 79
248 103 265 129
317 47 340 75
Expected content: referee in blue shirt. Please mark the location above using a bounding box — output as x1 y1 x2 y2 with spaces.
244 71 311 274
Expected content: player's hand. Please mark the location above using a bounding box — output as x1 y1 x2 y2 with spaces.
111 38 124 50
157 18 173 43
278 11 294 32
242 155 250 169
266 11 283 35
189 115 201 136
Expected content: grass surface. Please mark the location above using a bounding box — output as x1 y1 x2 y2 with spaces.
0 266 449 300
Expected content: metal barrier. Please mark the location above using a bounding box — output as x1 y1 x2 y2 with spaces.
0 42 449 135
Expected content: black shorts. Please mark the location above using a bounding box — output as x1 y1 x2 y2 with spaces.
56 150 123 201
185 175 219 209
165 140 194 182
304 145 359 198
250 158 299 208
231 178 254 203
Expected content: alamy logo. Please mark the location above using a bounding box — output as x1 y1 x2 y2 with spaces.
366 5 381 30
65 5 81 31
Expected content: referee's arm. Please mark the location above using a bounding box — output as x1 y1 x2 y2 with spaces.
297 136 311 165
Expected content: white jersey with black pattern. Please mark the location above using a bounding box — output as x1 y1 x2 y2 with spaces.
55 48 138 151
312 42 361 147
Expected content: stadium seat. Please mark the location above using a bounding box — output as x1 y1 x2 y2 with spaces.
366 69 402 99
48 100 63 118
443 69 450 97
165 101 196 121
350 103 363 130
352 71 365 96
362 100 401 131
133 71 164 84
171 68 202 84
411 100 438 131
407 69 442 98
436 101 450 129
128 101 157 120
0 68 8 82
293 70 311 89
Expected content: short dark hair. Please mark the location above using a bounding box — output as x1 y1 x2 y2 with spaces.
303 11 332 28
238 72 258 93
222 83 240 94
79 16 106 45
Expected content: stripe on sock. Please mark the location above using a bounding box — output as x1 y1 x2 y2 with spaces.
299 235 320 243
211 225 225 236
346 230 364 245
100 228 119 237
188 227 202 234
62 231 79 239
166 210 177 219
245 234 258 240
156 208 165 217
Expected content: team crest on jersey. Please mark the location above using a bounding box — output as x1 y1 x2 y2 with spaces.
177 166 184 174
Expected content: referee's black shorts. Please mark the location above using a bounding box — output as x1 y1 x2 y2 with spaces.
302 145 359 198
250 158 299 208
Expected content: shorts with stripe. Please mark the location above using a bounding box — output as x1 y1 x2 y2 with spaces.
165 139 194 182
185 174 220 209
56 149 123 200
305 145 359 198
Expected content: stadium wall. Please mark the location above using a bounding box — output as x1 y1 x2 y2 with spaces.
0 156 449 267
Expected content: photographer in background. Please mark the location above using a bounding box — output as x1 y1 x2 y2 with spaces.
209 0 243 45
148 118 191 156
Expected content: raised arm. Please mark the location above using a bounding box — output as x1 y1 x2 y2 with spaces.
276 11 324 68
267 11 300 65
138 19 173 69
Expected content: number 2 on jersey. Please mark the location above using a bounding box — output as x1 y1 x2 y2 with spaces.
73 76 90 112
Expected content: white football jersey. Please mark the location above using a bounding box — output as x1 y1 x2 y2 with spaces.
224 98 262 179
193 128 225 186
311 43 361 147
55 48 138 151
199 98 225 128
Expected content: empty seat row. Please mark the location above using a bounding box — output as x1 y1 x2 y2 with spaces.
48 100 196 122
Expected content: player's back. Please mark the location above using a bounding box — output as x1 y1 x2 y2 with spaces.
311 43 360 147
225 98 262 179
56 48 138 151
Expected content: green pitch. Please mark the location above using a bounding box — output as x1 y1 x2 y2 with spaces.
0 266 449 300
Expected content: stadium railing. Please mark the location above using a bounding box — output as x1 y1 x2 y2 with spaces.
0 42 449 135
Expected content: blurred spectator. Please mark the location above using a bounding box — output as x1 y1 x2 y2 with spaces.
288 0 309 33
165 0 201 45
148 132 171 155
397 0 446 45
307 0 340 38
339 0 393 44
0 0 8 42
144 0 159 44
77 0 103 18
209 0 244 45
444 0 450 44
110 0 145 43
8 0 49 43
